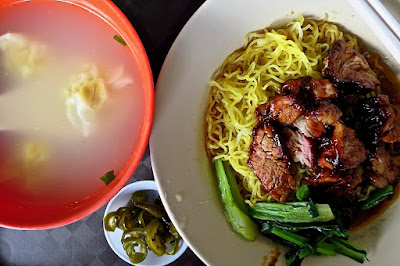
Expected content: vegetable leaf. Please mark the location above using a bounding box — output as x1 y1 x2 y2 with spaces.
101 170 116 185
215 159 259 241
306 200 319 218
360 185 393 210
296 184 310 201
249 202 334 223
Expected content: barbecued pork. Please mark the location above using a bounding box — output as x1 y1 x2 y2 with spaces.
256 95 304 125
305 168 362 197
305 168 341 186
305 79 339 100
344 94 400 151
282 127 317 169
281 78 306 95
326 173 362 197
332 121 367 169
292 102 342 139
318 122 367 169
318 138 339 170
369 145 400 188
311 101 343 125
248 122 296 202
281 77 338 100
381 103 400 143
322 41 380 90
293 115 325 139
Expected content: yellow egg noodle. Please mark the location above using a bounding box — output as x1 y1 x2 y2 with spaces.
205 16 367 206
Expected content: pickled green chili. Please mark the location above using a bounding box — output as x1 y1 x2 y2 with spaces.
103 211 117 231
122 237 147 263
104 189 182 264
145 219 166 256
132 191 148 203
134 202 167 219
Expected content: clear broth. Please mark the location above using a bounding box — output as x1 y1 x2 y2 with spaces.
0 1 144 206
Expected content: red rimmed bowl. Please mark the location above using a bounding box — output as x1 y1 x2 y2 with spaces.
0 0 153 229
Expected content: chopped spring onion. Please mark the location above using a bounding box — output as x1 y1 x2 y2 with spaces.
100 170 115 185
113 35 127 46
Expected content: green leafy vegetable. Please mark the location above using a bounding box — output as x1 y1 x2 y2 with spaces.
100 170 115 185
268 227 310 247
306 200 319 218
249 202 335 223
360 185 393 210
223 161 248 214
267 227 366 264
215 159 258 241
285 247 302 266
261 221 350 238
329 236 367 263
296 184 310 201
113 35 127 46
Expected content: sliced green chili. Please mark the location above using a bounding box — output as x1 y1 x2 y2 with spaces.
103 211 117 231
122 236 147 263
132 191 148 203
134 202 166 218
145 219 166 256
105 190 182 262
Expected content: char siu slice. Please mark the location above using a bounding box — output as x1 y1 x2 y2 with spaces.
281 77 311 95
318 138 339 170
322 40 380 90
318 122 367 170
305 79 339 100
282 127 317 169
305 168 341 186
282 77 338 100
326 173 362 197
293 102 342 139
293 115 325 139
332 121 367 169
248 122 296 202
382 103 400 143
256 95 304 125
369 145 400 188
311 101 343 125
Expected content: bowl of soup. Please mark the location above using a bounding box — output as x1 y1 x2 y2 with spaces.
0 0 153 229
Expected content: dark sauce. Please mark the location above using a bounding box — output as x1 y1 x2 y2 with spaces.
262 246 281 266
341 95 384 154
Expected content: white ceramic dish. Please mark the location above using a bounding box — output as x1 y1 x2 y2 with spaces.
103 181 188 266
150 0 400 265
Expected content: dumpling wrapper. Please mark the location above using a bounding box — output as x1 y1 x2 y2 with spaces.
0 141 51 189
23 141 50 166
0 33 47 79
64 64 107 137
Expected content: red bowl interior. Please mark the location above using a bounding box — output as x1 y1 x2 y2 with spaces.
0 0 154 229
